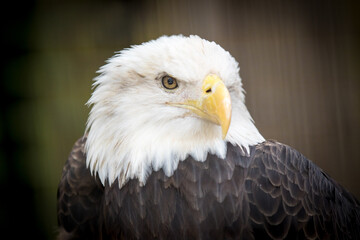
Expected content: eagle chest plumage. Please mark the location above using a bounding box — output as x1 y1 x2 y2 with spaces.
57 137 360 240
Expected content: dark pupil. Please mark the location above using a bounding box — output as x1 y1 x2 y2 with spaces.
167 77 174 85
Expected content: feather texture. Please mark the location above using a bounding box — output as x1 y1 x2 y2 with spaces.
57 137 360 239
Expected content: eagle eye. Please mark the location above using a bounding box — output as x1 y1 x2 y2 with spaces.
162 75 178 90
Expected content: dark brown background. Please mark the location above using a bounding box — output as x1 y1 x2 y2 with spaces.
1 0 359 239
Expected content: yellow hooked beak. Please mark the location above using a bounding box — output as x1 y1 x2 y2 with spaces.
169 74 232 139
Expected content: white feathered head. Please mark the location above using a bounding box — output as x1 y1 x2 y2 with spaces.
85 35 264 186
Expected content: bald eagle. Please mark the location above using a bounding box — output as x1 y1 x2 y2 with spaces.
57 35 360 240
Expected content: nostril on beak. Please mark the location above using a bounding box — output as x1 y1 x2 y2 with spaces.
205 88 212 93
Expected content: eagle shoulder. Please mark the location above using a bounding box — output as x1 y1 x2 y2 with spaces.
245 140 360 239
57 137 104 240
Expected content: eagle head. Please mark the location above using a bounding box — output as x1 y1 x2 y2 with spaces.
85 35 264 186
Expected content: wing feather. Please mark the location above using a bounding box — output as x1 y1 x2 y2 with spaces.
247 140 360 239
57 137 104 240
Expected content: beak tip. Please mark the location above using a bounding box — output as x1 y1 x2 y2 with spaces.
221 122 230 140
222 131 228 140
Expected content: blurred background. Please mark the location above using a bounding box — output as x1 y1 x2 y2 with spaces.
1 0 359 239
